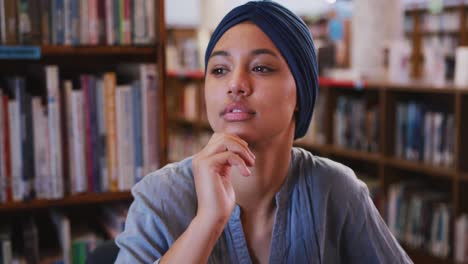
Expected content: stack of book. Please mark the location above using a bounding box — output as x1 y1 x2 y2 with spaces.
0 64 160 203
0 0 156 45
394 102 454 167
387 181 451 258
334 95 379 152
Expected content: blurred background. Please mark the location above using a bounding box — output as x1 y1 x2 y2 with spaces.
0 0 468 263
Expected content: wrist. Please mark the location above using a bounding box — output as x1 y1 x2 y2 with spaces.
193 212 230 237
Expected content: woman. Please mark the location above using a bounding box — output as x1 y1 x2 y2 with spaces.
115 1 412 263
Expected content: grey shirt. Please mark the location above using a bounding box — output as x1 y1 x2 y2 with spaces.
115 147 412 263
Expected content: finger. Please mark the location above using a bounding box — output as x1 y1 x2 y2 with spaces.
212 134 255 159
210 152 251 177
211 140 255 167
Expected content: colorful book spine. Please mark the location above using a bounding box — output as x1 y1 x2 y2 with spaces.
141 64 159 175
2 96 12 202
71 89 87 193
132 81 143 183
105 0 114 45
96 79 108 192
104 73 118 192
82 75 94 192
46 65 64 199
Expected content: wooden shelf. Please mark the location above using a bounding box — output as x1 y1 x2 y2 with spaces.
384 157 456 179
460 173 468 182
0 191 132 212
403 245 453 264
41 45 157 56
328 146 381 162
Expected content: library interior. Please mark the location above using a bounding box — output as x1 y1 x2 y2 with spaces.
1 0 468 263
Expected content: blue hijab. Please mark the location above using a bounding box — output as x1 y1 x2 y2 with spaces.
204 1 319 139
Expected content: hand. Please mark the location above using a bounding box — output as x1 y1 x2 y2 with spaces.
192 133 256 226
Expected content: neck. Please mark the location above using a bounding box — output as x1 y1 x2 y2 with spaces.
232 129 294 217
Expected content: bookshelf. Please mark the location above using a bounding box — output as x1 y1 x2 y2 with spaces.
165 68 468 263
0 0 167 262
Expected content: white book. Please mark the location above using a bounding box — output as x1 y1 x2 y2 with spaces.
8 101 21 202
145 0 155 43
105 0 114 45
46 66 64 199
116 86 135 191
423 112 433 164
140 64 159 175
133 0 146 44
64 81 75 194
50 211 71 264
32 98 45 199
70 90 87 194
63 0 71 45
455 215 468 262
455 47 468 88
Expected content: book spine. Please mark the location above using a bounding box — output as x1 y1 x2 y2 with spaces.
88 76 101 192
18 0 32 44
104 73 118 191
97 0 106 44
113 0 120 45
132 0 145 44
96 79 108 192
82 75 94 192
46 65 64 199
23 92 35 200
64 81 75 194
40 0 50 45
0 90 4 203
71 90 87 193
70 0 79 45
141 64 159 174
79 0 88 44
8 100 21 202
122 0 131 44
63 0 71 45
28 0 41 44
31 98 43 199
105 0 114 45
0 0 6 44
4 0 17 45
2 96 12 202
55 0 65 45
132 81 143 183
116 87 124 190
123 86 135 189
145 0 155 44
88 0 98 44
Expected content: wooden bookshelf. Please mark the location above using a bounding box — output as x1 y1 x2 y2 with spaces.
384 157 456 179
461 173 468 182
403 246 453 264
328 146 381 163
0 192 133 212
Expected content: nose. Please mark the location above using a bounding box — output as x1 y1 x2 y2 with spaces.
228 68 252 97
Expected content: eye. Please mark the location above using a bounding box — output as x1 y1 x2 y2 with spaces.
252 65 273 73
210 67 228 76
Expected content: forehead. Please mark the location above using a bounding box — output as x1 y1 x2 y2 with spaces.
212 22 281 55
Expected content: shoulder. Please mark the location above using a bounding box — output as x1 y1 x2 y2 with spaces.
131 157 197 214
291 147 368 202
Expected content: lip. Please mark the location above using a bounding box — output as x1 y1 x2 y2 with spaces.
221 102 256 121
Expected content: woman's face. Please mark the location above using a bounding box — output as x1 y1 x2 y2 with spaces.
205 22 297 144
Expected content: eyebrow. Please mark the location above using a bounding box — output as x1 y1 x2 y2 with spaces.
209 49 279 59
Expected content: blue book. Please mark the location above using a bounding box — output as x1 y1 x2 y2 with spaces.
53 0 65 45
88 76 101 192
70 0 80 45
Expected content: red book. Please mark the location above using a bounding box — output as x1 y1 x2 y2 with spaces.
2 96 12 202
123 0 131 44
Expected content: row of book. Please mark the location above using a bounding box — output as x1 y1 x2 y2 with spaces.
395 102 454 167
0 64 160 203
0 0 156 46
0 204 127 264
334 96 379 152
387 181 452 258
404 10 460 33
168 129 211 162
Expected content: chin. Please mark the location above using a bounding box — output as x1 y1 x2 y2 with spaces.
220 125 260 144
